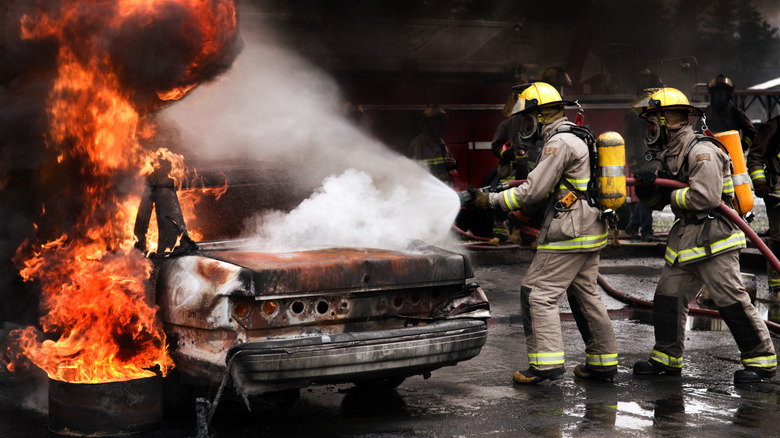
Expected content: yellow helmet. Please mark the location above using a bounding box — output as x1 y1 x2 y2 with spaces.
509 82 575 116
636 87 703 118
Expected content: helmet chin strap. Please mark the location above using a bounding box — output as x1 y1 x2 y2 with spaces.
536 112 545 138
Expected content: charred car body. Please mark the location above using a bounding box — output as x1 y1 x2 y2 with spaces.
138 166 490 404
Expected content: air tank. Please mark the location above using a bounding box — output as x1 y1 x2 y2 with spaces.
713 130 754 216
596 131 626 210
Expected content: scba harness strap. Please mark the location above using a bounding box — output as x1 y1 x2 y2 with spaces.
536 124 598 244
661 135 730 183
665 135 735 256
549 124 599 208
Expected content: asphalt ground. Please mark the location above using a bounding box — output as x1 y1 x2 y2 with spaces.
2 242 780 438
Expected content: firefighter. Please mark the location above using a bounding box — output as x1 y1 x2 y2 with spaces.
408 105 457 185
746 114 780 298
343 102 366 127
623 71 664 241
487 116 514 243
631 88 776 384
700 74 756 151
539 66 573 93
470 82 618 384
487 86 536 243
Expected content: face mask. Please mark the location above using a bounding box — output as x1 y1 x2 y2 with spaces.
518 113 538 140
711 89 730 108
514 112 542 154
643 115 668 161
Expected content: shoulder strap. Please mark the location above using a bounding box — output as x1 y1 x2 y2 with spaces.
680 135 731 178
551 124 600 207
550 124 596 147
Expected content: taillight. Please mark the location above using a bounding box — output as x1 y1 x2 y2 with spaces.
233 302 249 318
263 301 277 315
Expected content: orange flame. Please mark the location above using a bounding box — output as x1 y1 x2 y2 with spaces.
12 237 171 383
6 0 238 383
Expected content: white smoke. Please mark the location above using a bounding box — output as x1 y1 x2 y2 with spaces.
243 168 459 251
156 6 461 251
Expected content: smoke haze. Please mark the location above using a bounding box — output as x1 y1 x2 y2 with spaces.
157 6 462 251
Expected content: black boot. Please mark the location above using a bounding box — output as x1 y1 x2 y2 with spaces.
734 367 776 384
633 360 681 376
573 364 617 382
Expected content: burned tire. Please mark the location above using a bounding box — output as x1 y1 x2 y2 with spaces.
351 375 406 391
162 370 196 416
255 389 300 410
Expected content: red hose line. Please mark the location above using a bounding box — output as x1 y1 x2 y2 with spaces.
632 177 780 274
606 177 780 335
452 223 491 241
457 178 778 271
597 272 780 335
462 243 522 251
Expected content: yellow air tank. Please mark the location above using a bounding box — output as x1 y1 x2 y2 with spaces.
596 131 626 210
713 130 754 215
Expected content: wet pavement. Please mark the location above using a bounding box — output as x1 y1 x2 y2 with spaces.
2 246 780 437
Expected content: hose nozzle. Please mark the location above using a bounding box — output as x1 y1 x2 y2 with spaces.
458 190 473 206
458 182 510 207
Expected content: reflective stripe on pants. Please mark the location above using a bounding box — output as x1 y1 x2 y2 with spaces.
521 251 617 372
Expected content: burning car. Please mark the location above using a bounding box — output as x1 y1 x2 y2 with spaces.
141 166 490 405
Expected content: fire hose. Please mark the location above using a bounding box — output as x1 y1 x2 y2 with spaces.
456 177 780 334
643 177 780 274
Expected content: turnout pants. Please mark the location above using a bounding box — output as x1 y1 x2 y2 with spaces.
651 250 776 371
520 250 617 372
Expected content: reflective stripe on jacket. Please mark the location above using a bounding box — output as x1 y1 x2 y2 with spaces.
659 126 746 266
409 131 454 184
747 116 780 192
491 117 606 253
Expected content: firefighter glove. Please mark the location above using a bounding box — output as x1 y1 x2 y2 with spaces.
633 185 655 202
635 171 657 185
445 157 458 171
754 181 769 198
635 186 672 210
500 147 515 163
468 185 493 210
659 187 674 204
742 136 753 152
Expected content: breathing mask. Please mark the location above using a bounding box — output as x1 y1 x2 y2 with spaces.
514 111 543 157
518 112 540 141
643 113 669 163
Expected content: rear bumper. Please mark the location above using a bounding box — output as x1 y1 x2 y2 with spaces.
227 318 487 394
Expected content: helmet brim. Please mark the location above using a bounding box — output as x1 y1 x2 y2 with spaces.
639 104 703 118
510 99 577 116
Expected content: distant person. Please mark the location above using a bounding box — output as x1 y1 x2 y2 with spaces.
746 114 780 298
343 102 366 127
409 106 457 186
539 66 573 93
700 74 756 150
623 71 664 241
486 86 536 243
